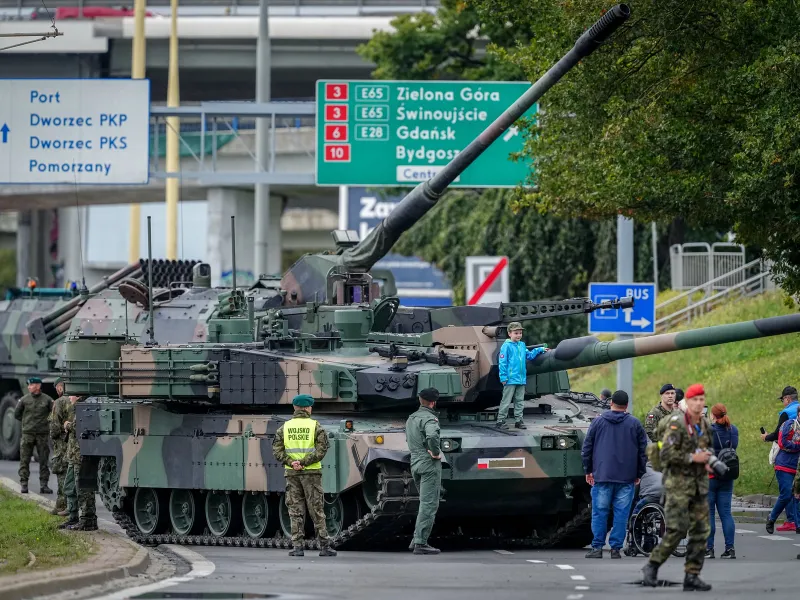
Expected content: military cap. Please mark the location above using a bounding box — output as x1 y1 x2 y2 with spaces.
685 383 705 399
292 394 315 407
54 377 64 386
26 376 42 384
507 322 524 332
419 388 440 402
659 383 675 395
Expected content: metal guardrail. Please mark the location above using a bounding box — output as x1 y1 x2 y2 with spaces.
669 242 746 291
149 101 316 185
655 258 773 332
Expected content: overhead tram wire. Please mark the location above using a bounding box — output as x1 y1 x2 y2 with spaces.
0 0 62 51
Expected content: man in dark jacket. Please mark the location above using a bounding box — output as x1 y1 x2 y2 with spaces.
582 390 648 559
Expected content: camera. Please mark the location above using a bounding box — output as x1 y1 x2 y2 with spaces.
707 454 729 478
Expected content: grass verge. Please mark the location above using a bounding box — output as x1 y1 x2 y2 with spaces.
0 486 94 575
569 292 800 497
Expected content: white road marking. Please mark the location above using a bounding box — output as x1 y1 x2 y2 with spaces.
735 529 755 533
575 586 590 591
571 575 587 581
566 595 584 600
793 544 800 547
526 559 546 564
493 549 514 555
555 564 575 570
758 535 792 541
91 545 216 600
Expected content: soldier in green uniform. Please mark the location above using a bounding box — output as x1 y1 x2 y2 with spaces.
272 394 337 558
14 376 53 494
644 383 677 443
642 383 712 592
405 387 443 555
48 378 69 515
59 395 98 531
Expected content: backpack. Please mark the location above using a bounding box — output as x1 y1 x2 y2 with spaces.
714 429 739 481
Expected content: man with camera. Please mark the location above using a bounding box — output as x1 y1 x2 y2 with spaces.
643 383 722 592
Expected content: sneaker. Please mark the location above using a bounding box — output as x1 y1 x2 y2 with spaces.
705 548 714 559
413 543 440 555
766 519 775 534
610 548 621 559
720 548 735 559
514 421 527 429
495 421 509 430
777 521 796 532
584 548 602 559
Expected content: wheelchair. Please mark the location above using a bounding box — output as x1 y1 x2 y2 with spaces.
623 500 688 558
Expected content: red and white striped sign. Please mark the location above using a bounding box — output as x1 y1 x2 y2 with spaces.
466 256 510 305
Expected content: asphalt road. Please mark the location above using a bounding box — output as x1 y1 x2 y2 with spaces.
5 460 799 600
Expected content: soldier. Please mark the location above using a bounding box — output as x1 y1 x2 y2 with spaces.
644 383 677 443
14 376 53 494
272 394 337 558
642 383 712 592
59 395 98 531
49 378 69 515
406 387 443 555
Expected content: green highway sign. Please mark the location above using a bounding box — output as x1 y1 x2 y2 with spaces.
315 80 537 188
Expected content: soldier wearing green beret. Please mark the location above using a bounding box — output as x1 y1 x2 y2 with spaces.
14 377 53 494
49 377 70 515
272 394 337 557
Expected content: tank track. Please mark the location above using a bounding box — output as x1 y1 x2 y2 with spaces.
109 467 592 551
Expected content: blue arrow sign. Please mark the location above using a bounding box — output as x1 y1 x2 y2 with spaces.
588 282 656 335
0 124 8 144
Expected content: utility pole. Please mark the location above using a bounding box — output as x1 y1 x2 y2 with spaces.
128 0 147 263
617 214 634 411
254 0 273 276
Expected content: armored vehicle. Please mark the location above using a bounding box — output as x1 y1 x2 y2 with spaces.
51 3 800 550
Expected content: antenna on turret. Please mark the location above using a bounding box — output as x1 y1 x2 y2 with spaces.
146 216 155 345
231 216 237 293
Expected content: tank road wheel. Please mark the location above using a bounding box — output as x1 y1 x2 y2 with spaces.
241 492 277 539
323 493 361 538
97 457 126 512
205 491 241 537
0 391 21 460
133 488 169 535
169 489 204 536
278 494 293 538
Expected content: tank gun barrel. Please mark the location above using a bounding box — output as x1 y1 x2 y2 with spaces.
528 312 800 374
340 4 631 272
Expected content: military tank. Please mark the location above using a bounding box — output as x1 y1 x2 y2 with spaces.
53 3 800 551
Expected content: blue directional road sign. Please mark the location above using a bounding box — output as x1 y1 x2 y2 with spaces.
588 282 656 335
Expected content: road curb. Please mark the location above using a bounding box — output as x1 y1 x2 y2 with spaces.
0 477 151 600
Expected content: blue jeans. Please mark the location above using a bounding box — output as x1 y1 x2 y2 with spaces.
769 470 798 524
707 478 735 550
591 482 635 550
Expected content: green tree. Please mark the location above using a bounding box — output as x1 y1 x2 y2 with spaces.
358 0 721 344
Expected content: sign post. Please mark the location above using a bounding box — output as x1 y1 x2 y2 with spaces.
466 256 510 305
0 79 150 185
316 80 537 188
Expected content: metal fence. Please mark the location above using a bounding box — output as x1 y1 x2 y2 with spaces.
669 242 747 291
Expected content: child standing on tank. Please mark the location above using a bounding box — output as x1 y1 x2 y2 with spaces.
496 322 548 430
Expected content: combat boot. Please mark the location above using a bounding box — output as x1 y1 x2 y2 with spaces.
40 484 53 494
288 547 304 557
641 561 659 587
514 421 527 430
70 519 97 531
58 518 79 530
683 573 712 592
412 544 440 555
49 507 60 515
318 546 337 557
20 483 28 494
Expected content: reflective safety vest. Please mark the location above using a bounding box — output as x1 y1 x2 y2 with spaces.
283 418 322 470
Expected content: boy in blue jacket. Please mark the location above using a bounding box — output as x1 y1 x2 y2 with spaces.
497 321 548 429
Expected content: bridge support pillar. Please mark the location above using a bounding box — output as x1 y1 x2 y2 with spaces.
207 187 256 287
